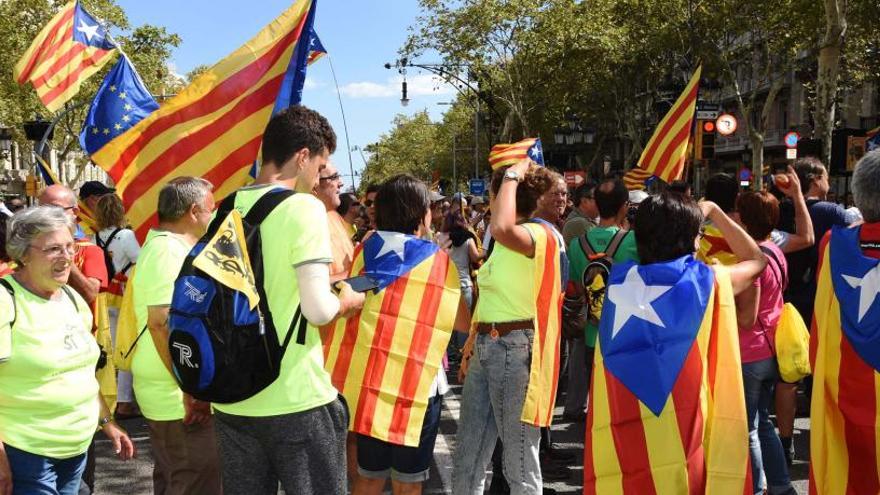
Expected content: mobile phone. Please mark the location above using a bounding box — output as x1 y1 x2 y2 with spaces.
339 275 380 293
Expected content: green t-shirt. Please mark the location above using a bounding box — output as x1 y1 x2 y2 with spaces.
567 226 639 346
0 277 99 458
474 224 545 322
212 185 337 417
131 230 192 421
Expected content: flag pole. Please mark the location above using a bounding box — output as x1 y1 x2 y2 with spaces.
327 53 356 191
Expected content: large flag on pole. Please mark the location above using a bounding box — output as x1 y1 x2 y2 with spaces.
90 0 317 240
637 67 702 183
14 1 117 112
810 226 880 494
307 29 327 65
583 258 750 494
322 232 459 446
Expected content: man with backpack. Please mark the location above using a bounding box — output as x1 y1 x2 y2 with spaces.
207 106 364 494
130 176 222 494
566 178 639 405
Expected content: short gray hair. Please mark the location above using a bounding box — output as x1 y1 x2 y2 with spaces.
853 150 880 223
157 176 213 222
6 206 75 262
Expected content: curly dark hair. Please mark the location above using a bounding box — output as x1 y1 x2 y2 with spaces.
634 192 703 264
490 165 556 218
261 105 336 168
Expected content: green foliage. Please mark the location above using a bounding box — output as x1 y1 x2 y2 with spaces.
360 111 443 188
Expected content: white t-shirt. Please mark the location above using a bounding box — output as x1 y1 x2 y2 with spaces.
95 227 140 276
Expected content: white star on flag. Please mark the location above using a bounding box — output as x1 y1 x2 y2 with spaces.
374 231 408 261
76 19 100 42
607 266 673 338
529 144 542 160
842 265 880 322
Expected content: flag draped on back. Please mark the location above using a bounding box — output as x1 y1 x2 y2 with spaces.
623 167 653 191
810 226 880 494
14 1 117 112
34 155 98 235
322 232 459 446
489 138 544 170
584 257 749 494
696 223 738 266
90 0 316 240
637 67 701 183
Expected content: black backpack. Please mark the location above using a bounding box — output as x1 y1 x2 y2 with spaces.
95 228 133 280
579 229 630 327
167 188 308 403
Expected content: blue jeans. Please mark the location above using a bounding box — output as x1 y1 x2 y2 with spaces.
742 357 792 495
452 329 541 495
4 444 87 495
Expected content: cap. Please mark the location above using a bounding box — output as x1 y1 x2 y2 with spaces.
79 181 114 200
429 191 445 203
628 190 649 204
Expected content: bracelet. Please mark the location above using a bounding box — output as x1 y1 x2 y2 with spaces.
98 416 113 428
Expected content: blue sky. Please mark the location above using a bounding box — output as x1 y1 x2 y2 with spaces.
115 0 454 189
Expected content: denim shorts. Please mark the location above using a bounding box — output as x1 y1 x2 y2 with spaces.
357 394 443 483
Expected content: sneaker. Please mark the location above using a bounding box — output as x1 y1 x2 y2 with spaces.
780 436 794 466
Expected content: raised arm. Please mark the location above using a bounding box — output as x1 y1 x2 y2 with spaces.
700 200 767 295
491 160 535 257
777 166 815 253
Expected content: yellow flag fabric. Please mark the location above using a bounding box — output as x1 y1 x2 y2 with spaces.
95 292 116 412
113 265 139 371
192 209 260 309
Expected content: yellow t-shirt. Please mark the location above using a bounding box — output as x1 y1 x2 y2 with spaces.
0 277 99 458
474 224 543 322
212 185 337 417
131 230 191 421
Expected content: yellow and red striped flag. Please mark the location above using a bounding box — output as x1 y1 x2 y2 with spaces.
637 67 702 183
583 262 750 494
810 228 880 494
622 167 653 191
323 232 459 446
695 222 738 266
14 1 117 112
91 0 315 241
488 137 544 170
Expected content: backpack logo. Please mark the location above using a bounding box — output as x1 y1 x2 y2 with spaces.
192 209 260 309
580 229 629 327
183 280 207 303
172 342 198 368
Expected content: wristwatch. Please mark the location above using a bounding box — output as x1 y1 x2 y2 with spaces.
98 415 112 428
503 169 522 182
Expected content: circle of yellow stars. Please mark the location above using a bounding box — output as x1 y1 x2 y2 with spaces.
89 84 135 137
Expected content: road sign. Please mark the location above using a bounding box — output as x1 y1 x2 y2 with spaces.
786 148 798 160
716 114 738 136
563 171 586 188
784 132 800 149
739 168 752 181
696 110 719 120
469 179 486 196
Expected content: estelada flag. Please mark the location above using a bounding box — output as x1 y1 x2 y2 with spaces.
623 167 653 191
489 138 544 170
323 231 459 446
584 257 750 494
192 209 260 310
810 226 880 494
14 1 117 112
696 222 738 266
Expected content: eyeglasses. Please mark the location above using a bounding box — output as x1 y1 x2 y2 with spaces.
30 243 76 258
319 173 341 182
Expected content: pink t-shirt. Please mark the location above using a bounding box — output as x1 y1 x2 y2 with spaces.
739 240 787 363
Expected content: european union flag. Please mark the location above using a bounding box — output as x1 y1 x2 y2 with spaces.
80 55 159 156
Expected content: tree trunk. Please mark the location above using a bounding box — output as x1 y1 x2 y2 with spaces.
814 0 847 165
750 132 765 191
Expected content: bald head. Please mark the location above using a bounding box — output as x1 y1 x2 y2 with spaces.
38 184 78 220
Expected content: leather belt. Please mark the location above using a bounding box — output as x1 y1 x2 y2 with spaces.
475 320 534 338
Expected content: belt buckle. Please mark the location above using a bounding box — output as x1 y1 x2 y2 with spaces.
489 323 500 340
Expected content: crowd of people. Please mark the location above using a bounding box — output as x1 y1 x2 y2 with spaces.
1 104 880 495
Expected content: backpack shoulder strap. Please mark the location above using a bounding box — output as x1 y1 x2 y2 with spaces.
244 188 296 226
204 192 239 236
760 244 788 290
0 279 16 329
605 229 630 258
96 227 123 250
579 234 597 257
60 286 79 313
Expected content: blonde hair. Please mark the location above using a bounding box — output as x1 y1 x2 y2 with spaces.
95 194 126 230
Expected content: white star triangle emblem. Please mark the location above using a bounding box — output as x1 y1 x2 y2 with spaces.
607 266 673 339
529 144 542 159
374 231 408 261
842 265 880 322
76 19 100 42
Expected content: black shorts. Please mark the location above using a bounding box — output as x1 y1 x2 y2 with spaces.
356 394 442 482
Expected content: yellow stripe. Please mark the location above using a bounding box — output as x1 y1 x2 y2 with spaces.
93 0 309 168
590 345 624 493
642 392 689 493
13 2 76 80
325 252 365 385
638 66 700 181
29 35 76 86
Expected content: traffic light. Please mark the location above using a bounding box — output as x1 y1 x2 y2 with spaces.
699 120 716 160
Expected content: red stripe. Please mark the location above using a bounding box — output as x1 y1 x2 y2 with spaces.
706 285 721 393
17 7 74 83
837 331 880 493
30 42 86 88
352 273 410 435
605 369 657 494
640 84 698 170
386 254 448 444
670 344 706 493
38 48 113 107
652 118 692 180
323 244 364 363
583 364 598 495
533 225 558 424
106 14 307 179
